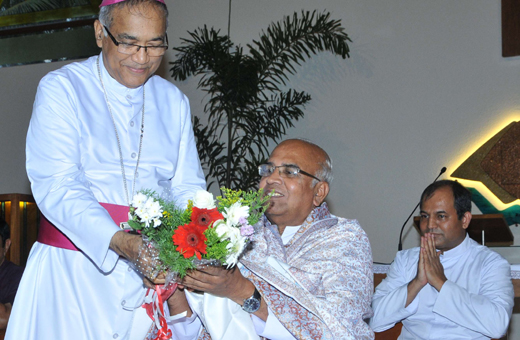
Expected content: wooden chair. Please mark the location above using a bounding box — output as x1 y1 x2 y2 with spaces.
372 321 503 340
374 322 402 340
373 273 403 339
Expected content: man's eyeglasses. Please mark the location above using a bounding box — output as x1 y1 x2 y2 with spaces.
103 25 168 57
258 164 321 182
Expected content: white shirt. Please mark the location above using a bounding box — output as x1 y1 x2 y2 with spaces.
280 225 300 245
370 234 514 339
6 54 205 340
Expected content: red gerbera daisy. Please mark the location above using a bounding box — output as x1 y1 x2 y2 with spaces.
172 223 207 260
191 207 224 228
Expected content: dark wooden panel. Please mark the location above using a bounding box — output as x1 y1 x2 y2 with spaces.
0 194 38 266
502 0 520 57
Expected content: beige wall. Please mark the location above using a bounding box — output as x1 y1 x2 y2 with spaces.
1 0 519 335
162 0 520 262
2 1 520 260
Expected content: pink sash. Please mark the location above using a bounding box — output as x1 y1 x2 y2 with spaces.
38 202 129 251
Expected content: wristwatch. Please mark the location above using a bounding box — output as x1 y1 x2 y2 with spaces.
242 287 261 313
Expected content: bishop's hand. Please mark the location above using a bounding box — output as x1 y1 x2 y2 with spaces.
110 231 162 282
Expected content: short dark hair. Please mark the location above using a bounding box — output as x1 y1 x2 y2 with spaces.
0 217 9 247
420 180 471 220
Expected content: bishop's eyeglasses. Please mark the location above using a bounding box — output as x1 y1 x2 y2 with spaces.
258 164 321 182
103 25 168 57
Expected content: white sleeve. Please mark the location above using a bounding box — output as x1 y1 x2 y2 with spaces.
251 307 297 340
164 301 202 340
432 256 514 338
370 251 418 332
27 73 120 272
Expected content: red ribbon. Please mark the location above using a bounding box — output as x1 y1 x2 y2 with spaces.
143 282 178 340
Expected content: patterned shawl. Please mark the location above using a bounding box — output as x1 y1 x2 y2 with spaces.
199 203 374 340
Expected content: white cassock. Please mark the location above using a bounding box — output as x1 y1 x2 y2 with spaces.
5 53 206 340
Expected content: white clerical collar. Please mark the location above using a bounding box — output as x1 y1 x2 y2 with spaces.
440 233 471 259
281 225 301 245
98 52 143 99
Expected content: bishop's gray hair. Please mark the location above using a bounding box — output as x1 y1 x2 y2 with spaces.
98 0 168 30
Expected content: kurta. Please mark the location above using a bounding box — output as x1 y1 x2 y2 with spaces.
6 53 205 340
239 203 374 339
169 204 374 340
370 235 514 339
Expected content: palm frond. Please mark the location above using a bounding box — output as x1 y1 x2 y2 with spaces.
170 10 350 191
248 10 350 89
170 26 234 81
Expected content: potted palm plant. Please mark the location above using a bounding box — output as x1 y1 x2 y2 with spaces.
170 10 351 191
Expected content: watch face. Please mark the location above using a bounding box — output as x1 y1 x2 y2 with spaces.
243 297 261 313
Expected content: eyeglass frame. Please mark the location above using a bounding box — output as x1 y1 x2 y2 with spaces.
103 25 169 56
258 163 321 182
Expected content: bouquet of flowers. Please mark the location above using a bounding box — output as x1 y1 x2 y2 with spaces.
128 187 270 340
128 187 270 278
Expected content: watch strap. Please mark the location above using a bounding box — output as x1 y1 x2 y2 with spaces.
251 287 261 300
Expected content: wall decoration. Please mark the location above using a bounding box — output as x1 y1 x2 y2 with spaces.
451 120 520 225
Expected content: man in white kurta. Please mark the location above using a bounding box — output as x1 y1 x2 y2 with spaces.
169 139 374 339
6 1 205 339
370 180 514 339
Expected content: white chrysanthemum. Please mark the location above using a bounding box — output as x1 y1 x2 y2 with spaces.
215 219 248 267
131 192 148 209
227 225 241 243
193 190 216 209
144 196 156 210
135 206 147 220
148 200 163 219
152 218 162 228
214 220 233 239
225 235 247 267
140 211 153 228
223 202 249 227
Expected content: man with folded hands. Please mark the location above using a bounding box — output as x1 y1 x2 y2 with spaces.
370 180 514 339
168 139 374 339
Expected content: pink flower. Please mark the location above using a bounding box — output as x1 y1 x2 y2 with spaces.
240 224 254 237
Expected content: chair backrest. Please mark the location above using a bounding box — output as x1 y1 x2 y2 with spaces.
374 322 402 340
